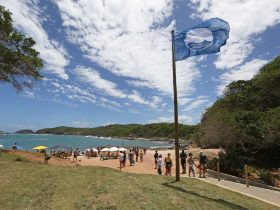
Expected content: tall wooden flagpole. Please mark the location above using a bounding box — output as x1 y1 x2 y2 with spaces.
171 30 180 181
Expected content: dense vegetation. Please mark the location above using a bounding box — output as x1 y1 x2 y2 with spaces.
195 56 280 174
0 5 43 90
15 129 34 134
35 123 198 141
0 151 277 210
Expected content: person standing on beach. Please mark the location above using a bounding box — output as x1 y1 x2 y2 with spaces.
154 150 159 169
73 148 79 162
123 151 126 167
199 151 207 178
135 149 139 162
139 149 144 162
12 142 17 150
164 153 173 176
128 149 134 166
119 151 124 169
157 154 163 175
180 149 187 174
187 153 196 177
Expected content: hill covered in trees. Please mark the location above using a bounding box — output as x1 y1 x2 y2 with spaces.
195 56 280 172
15 129 34 134
35 123 198 141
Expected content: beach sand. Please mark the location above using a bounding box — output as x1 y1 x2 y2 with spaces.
7 148 220 176
77 148 220 175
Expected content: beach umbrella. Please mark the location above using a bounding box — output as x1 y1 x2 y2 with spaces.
100 148 110 152
91 148 98 152
0 144 3 148
110 147 119 152
118 147 127 152
32 145 48 150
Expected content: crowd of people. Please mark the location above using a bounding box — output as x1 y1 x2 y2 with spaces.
153 149 208 177
72 146 208 177
11 142 208 177
119 147 145 169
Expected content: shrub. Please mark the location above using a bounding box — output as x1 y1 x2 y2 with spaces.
15 156 22 161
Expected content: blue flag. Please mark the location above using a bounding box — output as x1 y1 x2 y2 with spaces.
174 18 230 61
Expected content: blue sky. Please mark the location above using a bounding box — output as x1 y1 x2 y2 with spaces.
0 0 280 132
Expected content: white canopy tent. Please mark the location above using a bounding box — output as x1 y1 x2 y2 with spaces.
100 148 110 152
110 147 119 152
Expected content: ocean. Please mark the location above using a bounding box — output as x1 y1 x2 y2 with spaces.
0 134 171 150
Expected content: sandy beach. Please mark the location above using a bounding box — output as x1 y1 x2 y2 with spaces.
7 148 220 176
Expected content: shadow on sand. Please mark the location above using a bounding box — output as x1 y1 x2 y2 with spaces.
162 181 248 210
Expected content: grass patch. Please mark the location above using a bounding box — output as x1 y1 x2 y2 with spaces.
0 153 278 210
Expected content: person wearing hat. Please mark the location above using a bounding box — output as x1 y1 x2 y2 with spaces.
164 153 173 176
199 151 207 178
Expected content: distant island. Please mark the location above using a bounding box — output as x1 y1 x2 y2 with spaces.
0 130 8 135
15 129 34 134
15 123 198 142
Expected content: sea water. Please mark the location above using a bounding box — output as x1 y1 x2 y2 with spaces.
0 134 171 150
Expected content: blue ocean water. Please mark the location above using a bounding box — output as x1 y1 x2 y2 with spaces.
0 134 171 150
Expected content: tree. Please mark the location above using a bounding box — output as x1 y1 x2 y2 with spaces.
0 5 43 90
195 56 280 171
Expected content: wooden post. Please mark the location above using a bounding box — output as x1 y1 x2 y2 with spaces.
217 161 220 181
171 30 180 182
245 165 249 187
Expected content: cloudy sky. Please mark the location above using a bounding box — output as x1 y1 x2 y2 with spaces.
0 0 280 132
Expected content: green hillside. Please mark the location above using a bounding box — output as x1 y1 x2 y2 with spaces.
0 152 277 210
195 56 280 173
35 123 198 141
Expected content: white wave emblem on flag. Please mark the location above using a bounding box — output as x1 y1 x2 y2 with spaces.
184 28 213 51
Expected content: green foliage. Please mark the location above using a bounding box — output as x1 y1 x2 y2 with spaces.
256 169 273 185
195 56 280 171
15 155 22 161
35 123 199 141
0 6 43 90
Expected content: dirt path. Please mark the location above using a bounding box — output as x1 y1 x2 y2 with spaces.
199 177 280 208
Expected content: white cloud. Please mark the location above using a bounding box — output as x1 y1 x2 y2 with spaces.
1 0 70 79
149 115 192 124
182 96 209 112
22 91 35 99
54 0 200 97
217 59 268 95
71 120 94 128
150 96 162 109
190 0 280 70
46 80 97 104
127 90 148 105
75 66 127 98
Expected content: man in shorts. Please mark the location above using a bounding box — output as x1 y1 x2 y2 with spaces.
73 148 79 162
180 149 187 174
154 150 159 169
199 151 207 178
